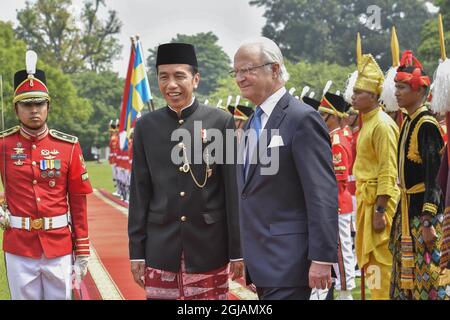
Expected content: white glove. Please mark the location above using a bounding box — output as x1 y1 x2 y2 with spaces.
74 256 90 283
0 206 11 230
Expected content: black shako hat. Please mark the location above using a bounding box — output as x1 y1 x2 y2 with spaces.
156 43 198 68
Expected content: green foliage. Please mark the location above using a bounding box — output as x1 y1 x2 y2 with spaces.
286 60 355 96
207 77 253 107
418 1 450 76
207 60 354 105
250 0 433 70
16 0 122 73
0 21 93 143
72 71 123 152
147 32 231 99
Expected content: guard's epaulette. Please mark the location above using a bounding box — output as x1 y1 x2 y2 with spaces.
49 129 78 144
332 133 340 145
0 126 20 138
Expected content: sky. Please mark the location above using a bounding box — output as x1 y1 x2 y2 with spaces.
0 0 266 77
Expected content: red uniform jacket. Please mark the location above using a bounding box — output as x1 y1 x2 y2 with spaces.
331 128 353 214
109 133 119 165
0 126 93 258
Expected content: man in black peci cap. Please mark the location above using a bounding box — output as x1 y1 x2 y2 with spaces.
128 43 243 300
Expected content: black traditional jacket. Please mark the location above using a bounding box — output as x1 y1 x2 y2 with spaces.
128 99 241 273
398 105 444 219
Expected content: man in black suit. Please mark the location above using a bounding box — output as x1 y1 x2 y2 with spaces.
233 37 339 300
128 43 243 300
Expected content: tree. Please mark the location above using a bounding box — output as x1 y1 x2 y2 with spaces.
285 60 356 96
207 77 253 107
0 21 93 147
16 0 122 73
418 0 450 75
250 0 433 70
207 60 354 107
147 32 231 98
72 71 123 156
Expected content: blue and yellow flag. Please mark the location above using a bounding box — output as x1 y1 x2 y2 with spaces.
119 38 152 150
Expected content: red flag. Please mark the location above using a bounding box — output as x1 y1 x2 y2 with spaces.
119 43 136 132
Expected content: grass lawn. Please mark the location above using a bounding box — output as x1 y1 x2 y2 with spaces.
0 229 10 300
86 161 115 193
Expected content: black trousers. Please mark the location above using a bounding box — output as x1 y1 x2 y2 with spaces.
256 286 312 300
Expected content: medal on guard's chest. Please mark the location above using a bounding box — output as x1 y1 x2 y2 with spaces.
11 143 27 166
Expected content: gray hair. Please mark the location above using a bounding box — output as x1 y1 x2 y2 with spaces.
239 37 290 82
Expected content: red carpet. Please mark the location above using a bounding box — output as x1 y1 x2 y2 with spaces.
86 191 145 300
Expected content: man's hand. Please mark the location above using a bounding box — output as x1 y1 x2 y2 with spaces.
74 256 89 284
229 260 244 280
309 262 332 290
131 261 146 288
422 225 437 253
0 206 11 230
373 212 387 233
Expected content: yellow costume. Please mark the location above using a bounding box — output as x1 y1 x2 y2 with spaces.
353 54 401 299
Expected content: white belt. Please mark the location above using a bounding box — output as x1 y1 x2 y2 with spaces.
10 213 69 231
348 175 356 182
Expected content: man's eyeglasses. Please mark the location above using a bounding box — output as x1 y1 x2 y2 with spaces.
229 62 275 78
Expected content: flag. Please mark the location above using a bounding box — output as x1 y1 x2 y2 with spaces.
119 38 152 150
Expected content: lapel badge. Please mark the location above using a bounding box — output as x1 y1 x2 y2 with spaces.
201 129 208 144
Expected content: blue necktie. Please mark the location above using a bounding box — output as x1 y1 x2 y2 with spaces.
244 106 264 179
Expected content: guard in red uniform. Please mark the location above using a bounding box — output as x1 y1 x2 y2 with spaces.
0 51 93 300
319 91 356 300
108 120 120 196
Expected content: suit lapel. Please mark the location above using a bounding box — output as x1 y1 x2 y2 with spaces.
243 93 289 190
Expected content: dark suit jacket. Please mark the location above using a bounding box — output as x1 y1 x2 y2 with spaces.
237 92 338 287
128 99 241 273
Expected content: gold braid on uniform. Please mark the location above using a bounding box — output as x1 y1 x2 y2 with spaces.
49 129 78 144
407 116 440 164
0 126 20 138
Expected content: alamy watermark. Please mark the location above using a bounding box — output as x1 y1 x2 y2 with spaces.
361 5 382 30
170 121 280 176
